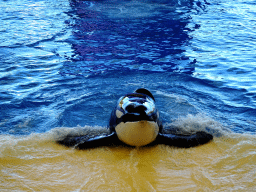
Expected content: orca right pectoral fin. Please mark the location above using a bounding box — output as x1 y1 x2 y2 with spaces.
57 132 119 149
157 131 213 148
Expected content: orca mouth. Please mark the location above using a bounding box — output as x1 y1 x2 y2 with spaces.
125 105 147 114
121 113 155 123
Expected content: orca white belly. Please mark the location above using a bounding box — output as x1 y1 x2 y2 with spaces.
115 121 159 147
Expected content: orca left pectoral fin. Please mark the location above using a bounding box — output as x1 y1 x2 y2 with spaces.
57 135 87 147
157 131 213 148
76 133 119 149
57 132 119 149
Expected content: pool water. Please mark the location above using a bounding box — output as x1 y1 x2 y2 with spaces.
0 0 256 191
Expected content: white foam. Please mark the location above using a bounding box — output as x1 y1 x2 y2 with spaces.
50 125 110 141
163 113 230 136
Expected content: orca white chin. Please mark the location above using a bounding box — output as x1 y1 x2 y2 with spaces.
115 121 159 147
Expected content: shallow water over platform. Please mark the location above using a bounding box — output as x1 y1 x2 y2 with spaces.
1 128 255 191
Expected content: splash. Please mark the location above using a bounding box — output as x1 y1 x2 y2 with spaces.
164 113 229 137
50 125 110 141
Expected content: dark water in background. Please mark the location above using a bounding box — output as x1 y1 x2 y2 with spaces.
0 0 256 135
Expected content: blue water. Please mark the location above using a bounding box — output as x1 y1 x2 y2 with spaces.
0 0 255 136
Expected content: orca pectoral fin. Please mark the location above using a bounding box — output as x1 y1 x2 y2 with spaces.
157 131 213 148
76 133 119 149
57 132 119 149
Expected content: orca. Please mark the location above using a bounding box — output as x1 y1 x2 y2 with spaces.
57 88 213 149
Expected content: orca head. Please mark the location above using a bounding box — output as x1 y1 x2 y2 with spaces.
113 88 160 147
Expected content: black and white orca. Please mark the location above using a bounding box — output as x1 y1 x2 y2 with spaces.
57 88 213 149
